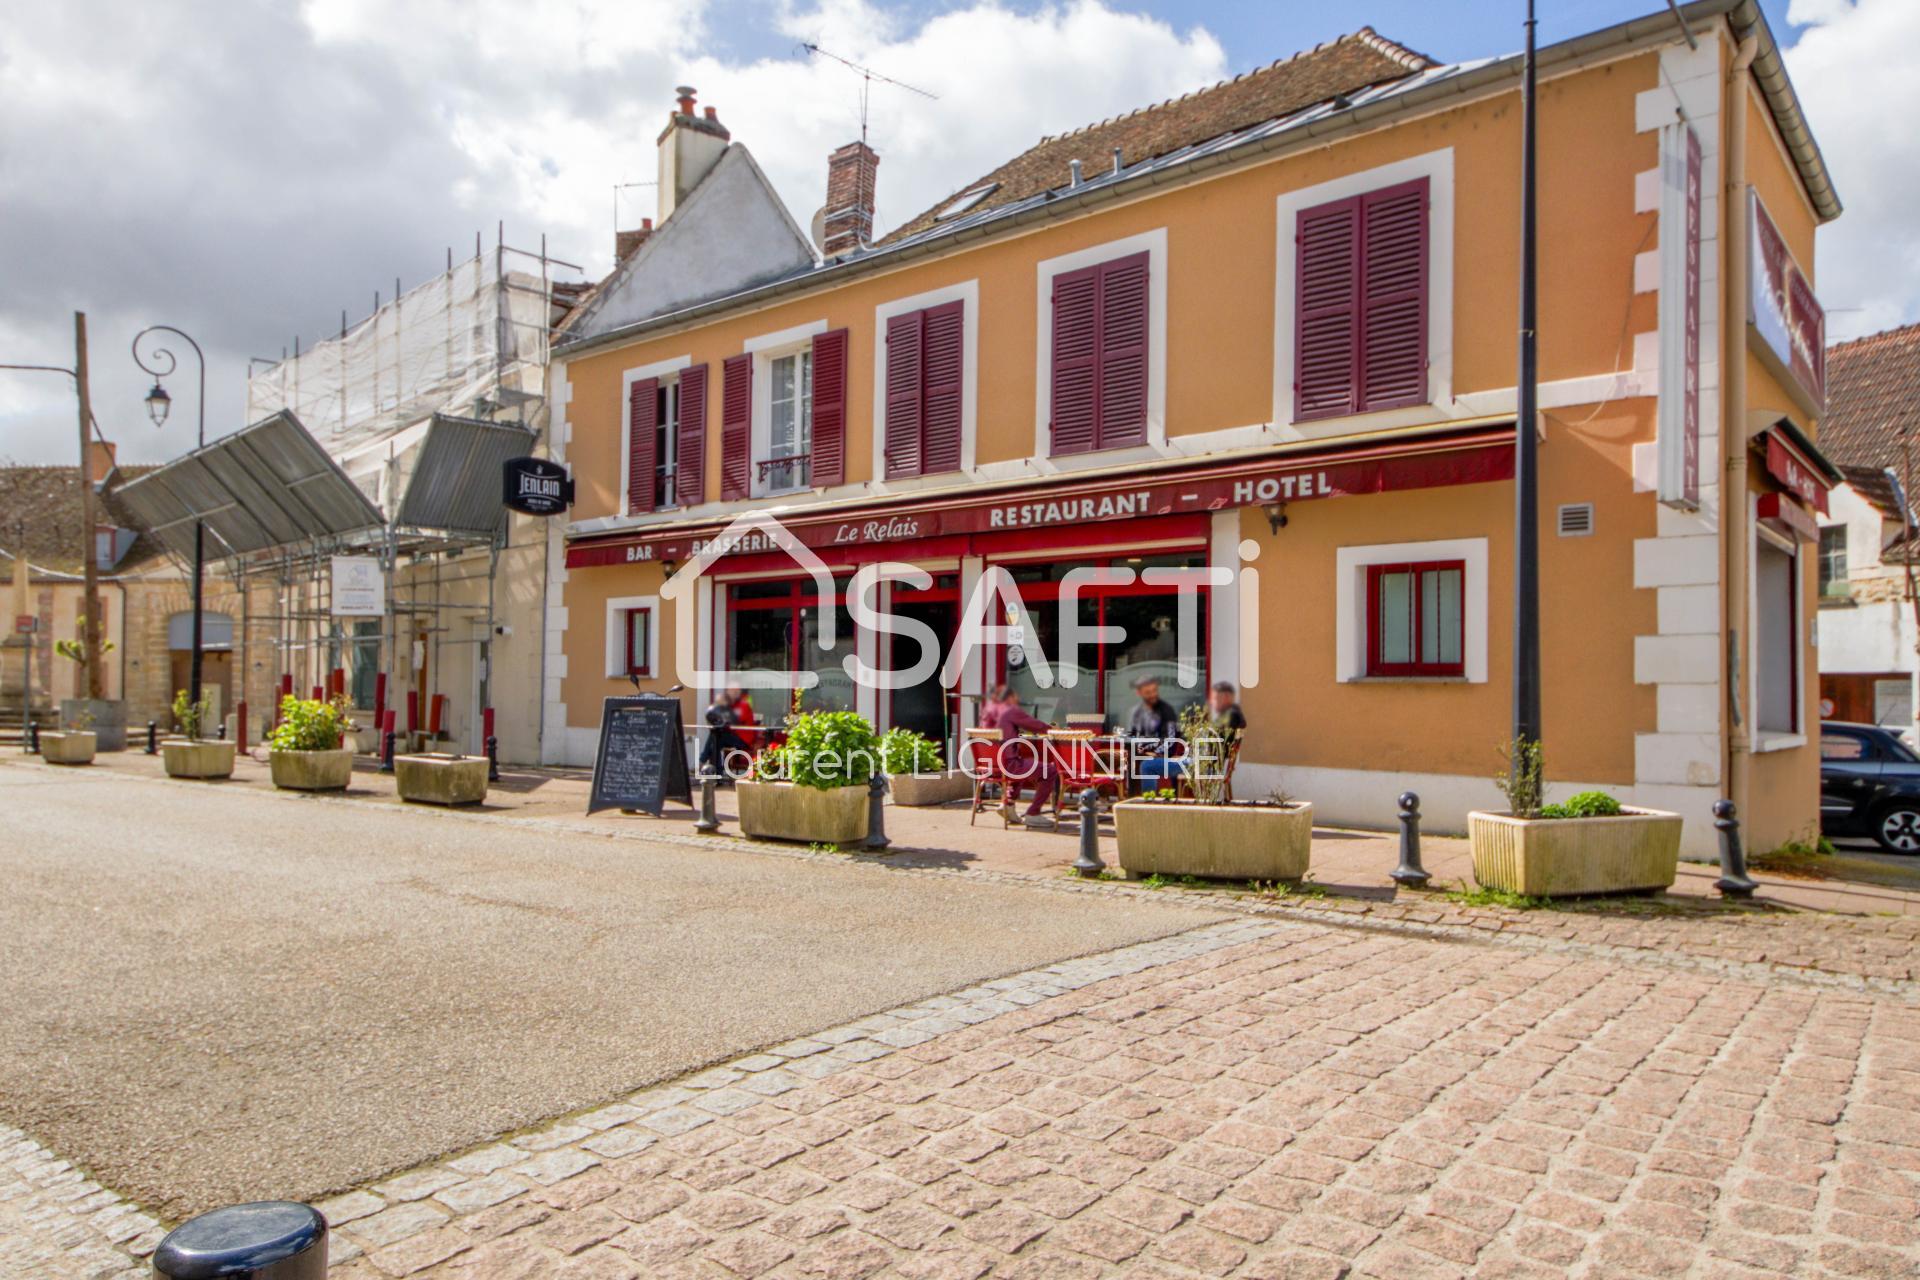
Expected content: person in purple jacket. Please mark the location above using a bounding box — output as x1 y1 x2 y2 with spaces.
995 688 1061 828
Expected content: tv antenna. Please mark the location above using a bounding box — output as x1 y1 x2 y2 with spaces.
800 43 937 146
614 180 657 237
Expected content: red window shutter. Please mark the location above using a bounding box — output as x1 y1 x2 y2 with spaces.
921 300 965 474
1050 264 1099 455
1096 252 1149 448
811 328 849 488
1359 178 1429 411
1295 195 1361 421
720 353 752 501
676 363 707 506
627 376 659 514
883 311 924 478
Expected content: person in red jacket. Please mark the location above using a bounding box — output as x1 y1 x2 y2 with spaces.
995 689 1060 828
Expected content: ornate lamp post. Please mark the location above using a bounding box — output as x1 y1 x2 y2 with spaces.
134 325 207 723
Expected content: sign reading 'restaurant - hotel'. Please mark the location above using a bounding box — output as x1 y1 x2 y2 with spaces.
565 425 1515 569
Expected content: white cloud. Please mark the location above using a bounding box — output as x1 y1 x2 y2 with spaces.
1785 0 1920 341
0 0 1223 466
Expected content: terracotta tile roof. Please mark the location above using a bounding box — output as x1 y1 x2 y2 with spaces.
0 465 169 577
1837 463 1905 522
879 29 1432 247
1819 322 1920 474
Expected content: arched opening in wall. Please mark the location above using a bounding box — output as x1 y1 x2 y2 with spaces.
167 611 235 723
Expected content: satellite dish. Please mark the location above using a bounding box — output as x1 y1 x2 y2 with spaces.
809 206 828 251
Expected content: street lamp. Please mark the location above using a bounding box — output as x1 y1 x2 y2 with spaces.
133 325 208 730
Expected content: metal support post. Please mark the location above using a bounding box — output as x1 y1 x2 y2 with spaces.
865 773 890 851
1072 787 1105 877
1392 792 1430 888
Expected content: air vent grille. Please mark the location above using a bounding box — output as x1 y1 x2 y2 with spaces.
1557 503 1595 537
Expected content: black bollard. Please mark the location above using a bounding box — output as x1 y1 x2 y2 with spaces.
153 1201 326 1280
379 726 396 773
865 773 891 851
485 734 500 783
217 720 226 740
693 770 720 834
1391 791 1430 888
1713 799 1758 900
1072 787 1105 877
26 719 38 755
146 720 159 755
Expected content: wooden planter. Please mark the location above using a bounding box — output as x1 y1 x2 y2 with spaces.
888 770 971 807
163 739 235 780
40 731 96 765
269 748 354 792
737 780 870 845
1113 800 1314 881
1468 808 1683 897
395 753 489 806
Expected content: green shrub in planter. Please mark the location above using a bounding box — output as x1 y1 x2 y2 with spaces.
1537 790 1624 820
879 727 942 776
270 695 354 752
172 688 215 740
783 711 878 790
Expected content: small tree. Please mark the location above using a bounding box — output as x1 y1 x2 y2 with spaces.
1178 703 1236 804
172 688 214 740
1496 736 1546 818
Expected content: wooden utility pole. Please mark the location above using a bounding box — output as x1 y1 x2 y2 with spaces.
75 311 103 700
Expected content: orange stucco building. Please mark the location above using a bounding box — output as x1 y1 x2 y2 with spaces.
543 0 1839 855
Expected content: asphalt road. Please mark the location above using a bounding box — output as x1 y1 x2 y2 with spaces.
0 762 1222 1221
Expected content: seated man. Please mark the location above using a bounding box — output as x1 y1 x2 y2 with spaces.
994 688 1062 828
1126 676 1183 793
1133 680 1245 793
698 684 753 780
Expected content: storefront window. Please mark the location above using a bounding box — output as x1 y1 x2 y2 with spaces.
349 620 380 708
725 578 855 717
1102 592 1206 714
1367 561 1463 677
1755 538 1799 735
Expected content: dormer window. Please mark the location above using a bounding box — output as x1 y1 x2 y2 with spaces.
935 183 997 221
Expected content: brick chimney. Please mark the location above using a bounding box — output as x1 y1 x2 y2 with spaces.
656 85 731 222
87 439 117 487
821 141 880 257
614 217 654 264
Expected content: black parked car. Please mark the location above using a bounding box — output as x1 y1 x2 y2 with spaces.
1819 722 1920 853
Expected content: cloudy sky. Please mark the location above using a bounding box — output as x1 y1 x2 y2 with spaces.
0 0 1911 465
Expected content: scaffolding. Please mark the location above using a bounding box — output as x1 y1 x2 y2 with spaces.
129 228 583 758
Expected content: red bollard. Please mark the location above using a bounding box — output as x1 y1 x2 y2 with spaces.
406 691 419 734
310 685 323 703
236 702 248 752
482 706 495 744
429 694 445 737
332 668 346 698
374 673 387 728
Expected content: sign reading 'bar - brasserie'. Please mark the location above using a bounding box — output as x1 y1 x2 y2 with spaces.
567 431 1514 569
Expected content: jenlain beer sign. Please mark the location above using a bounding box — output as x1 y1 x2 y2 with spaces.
502 457 574 517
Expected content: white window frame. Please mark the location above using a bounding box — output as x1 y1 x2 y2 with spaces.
746 319 828 498
604 594 661 679
1033 227 1168 469
1273 148 1455 438
1335 537 1488 683
872 279 980 488
620 354 691 517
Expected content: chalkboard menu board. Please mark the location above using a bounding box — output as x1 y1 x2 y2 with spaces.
588 696 693 817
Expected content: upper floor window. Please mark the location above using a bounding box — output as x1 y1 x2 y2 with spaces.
766 351 812 493
1295 176 1429 422
1050 251 1149 456
626 368 700 515
1818 524 1849 599
884 300 964 478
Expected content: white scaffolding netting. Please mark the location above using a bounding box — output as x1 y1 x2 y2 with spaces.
244 259 552 461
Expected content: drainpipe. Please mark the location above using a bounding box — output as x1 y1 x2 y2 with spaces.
1722 34 1759 821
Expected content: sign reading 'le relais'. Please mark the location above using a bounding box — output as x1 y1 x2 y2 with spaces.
503 457 574 516
564 428 1515 569
1748 190 1826 414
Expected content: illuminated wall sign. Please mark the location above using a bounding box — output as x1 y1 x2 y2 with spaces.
1748 189 1826 415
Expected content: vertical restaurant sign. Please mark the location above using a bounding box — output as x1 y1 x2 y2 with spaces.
331 555 384 617
1747 189 1826 415
1657 123 1704 509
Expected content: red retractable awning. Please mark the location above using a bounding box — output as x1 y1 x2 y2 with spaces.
565 421 1516 570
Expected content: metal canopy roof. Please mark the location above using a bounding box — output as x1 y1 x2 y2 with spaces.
394 414 536 537
113 410 385 560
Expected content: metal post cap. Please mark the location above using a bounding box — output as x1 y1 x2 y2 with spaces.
153 1201 326 1278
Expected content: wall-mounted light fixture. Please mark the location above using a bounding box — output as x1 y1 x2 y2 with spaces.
1263 503 1289 535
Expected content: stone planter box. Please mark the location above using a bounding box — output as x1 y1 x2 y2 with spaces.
164 739 236 780
40 731 96 765
270 748 354 792
1468 808 1683 897
396 753 489 806
1114 800 1314 881
888 769 971 807
61 699 124 751
737 780 869 845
